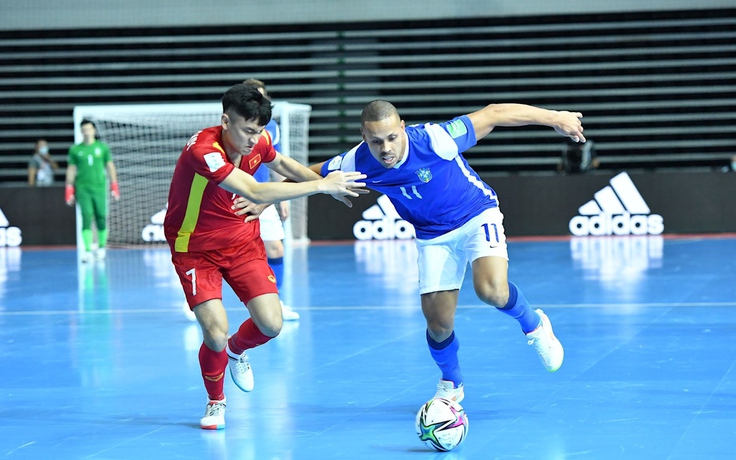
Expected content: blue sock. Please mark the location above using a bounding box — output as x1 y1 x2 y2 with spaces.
427 330 463 387
498 282 541 333
268 257 284 290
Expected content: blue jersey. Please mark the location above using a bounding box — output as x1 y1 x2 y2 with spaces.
253 119 281 183
321 115 498 239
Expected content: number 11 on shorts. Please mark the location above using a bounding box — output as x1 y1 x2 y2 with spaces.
186 268 197 296
482 222 499 246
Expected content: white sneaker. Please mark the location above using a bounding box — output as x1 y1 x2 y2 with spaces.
281 301 300 321
434 379 464 403
226 344 254 392
200 398 226 430
80 252 93 264
526 309 564 372
95 248 106 260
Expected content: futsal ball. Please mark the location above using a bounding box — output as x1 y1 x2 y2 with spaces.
415 398 469 451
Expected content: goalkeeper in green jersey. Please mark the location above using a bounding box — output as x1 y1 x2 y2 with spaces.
65 119 120 263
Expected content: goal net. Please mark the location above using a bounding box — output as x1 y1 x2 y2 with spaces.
72 101 312 247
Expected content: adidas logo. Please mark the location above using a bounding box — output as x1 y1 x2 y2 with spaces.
0 208 22 247
141 206 167 242
569 172 664 236
353 195 416 240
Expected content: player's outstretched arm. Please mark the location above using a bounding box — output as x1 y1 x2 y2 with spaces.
220 167 366 205
308 161 327 177
467 103 585 143
266 153 323 183
305 160 368 207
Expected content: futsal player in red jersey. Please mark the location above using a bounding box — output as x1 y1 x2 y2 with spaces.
164 84 366 430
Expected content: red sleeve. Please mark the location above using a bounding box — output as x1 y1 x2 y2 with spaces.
260 130 278 164
185 130 234 184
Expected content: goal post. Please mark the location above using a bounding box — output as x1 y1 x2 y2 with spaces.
71 101 312 248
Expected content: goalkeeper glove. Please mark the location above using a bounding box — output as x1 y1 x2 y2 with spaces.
111 181 120 200
65 184 75 205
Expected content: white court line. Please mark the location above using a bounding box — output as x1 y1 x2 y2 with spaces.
2 302 736 316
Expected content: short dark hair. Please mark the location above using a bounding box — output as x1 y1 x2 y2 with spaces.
361 100 399 125
222 84 272 126
80 119 96 129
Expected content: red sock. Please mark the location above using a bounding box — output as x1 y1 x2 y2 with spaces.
199 342 228 401
228 319 274 355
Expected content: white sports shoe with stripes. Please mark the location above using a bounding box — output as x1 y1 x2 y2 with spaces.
226 343 254 392
433 379 465 403
200 398 226 430
526 309 564 372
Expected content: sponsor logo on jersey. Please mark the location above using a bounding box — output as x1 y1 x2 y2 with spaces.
204 152 226 172
416 168 432 183
142 206 167 242
446 119 467 138
327 155 343 171
0 208 22 247
569 172 664 236
353 195 415 240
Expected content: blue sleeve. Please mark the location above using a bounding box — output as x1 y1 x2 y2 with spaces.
437 115 477 154
320 154 344 176
320 146 359 176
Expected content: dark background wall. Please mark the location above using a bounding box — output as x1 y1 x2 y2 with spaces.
0 186 75 246
3 170 734 246
307 170 736 240
1 1 734 244
1 6 735 185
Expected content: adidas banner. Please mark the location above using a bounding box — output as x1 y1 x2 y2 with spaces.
307 170 736 240
0 185 76 246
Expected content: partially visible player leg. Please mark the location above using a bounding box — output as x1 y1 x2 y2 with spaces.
224 248 282 392
260 205 299 321
474 262 564 371
469 208 563 372
92 190 108 261
422 290 464 403
416 235 466 401
172 252 231 429
76 188 95 263
192 299 230 430
265 242 299 321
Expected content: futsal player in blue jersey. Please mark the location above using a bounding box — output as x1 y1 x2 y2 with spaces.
309 100 586 403
246 79 300 321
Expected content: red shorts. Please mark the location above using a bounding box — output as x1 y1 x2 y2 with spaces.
171 238 278 308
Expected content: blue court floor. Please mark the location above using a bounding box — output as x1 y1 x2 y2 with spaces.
1 235 735 460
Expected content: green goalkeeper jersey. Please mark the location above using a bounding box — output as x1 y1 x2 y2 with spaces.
68 140 111 187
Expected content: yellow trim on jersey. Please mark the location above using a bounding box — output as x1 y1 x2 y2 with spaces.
174 173 209 252
213 142 226 154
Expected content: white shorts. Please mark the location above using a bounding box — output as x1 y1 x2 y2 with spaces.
259 205 285 242
416 207 508 295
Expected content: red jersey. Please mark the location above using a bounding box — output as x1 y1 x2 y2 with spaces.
164 125 277 253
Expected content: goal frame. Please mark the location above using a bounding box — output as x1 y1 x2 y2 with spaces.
71 100 312 252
